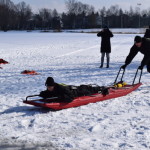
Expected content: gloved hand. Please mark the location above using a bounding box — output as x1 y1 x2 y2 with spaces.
138 65 143 70
39 91 49 98
121 64 127 69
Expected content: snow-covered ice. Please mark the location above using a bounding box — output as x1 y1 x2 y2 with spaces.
0 30 150 150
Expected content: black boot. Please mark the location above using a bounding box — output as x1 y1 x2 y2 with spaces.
106 65 109 68
100 65 103 68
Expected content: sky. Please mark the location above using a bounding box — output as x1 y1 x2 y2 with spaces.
11 0 150 13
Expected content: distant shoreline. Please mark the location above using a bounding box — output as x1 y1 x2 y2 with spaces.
0 28 146 34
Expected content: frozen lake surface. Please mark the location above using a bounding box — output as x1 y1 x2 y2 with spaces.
0 31 150 150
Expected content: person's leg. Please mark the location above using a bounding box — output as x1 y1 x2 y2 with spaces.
106 53 110 68
146 60 150 73
100 52 105 68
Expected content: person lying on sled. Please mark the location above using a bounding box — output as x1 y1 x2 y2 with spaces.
121 36 150 72
39 77 109 103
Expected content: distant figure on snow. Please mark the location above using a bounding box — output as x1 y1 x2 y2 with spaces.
97 26 113 68
144 25 150 38
121 36 150 73
39 77 109 102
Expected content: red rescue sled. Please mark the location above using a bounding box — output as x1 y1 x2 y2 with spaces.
23 68 143 110
23 83 142 110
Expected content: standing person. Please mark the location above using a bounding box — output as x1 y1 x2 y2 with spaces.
121 36 150 73
97 26 113 68
144 25 150 38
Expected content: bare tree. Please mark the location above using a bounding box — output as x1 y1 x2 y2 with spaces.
38 8 52 29
0 0 17 30
16 1 32 29
65 0 94 15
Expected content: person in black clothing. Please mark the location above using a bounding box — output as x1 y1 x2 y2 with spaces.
121 36 150 73
39 77 109 103
97 26 113 68
39 77 74 103
144 25 150 38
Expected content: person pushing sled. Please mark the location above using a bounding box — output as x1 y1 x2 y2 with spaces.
121 35 150 73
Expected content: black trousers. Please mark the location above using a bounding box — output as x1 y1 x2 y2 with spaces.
101 52 110 66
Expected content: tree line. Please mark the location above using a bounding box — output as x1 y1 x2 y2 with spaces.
0 0 150 31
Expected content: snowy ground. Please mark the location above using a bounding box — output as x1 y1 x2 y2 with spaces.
0 30 150 150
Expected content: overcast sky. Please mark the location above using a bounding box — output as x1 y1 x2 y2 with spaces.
11 0 150 13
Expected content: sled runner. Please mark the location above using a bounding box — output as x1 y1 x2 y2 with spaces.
23 68 142 110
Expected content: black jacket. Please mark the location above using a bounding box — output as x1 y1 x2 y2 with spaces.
144 29 150 38
39 83 74 103
125 38 150 67
97 29 113 53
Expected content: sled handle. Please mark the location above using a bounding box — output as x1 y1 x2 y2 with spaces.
132 68 143 85
114 67 125 84
25 95 40 101
25 95 58 101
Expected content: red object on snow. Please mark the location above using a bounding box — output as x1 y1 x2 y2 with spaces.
0 59 8 64
21 70 39 75
23 83 142 110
